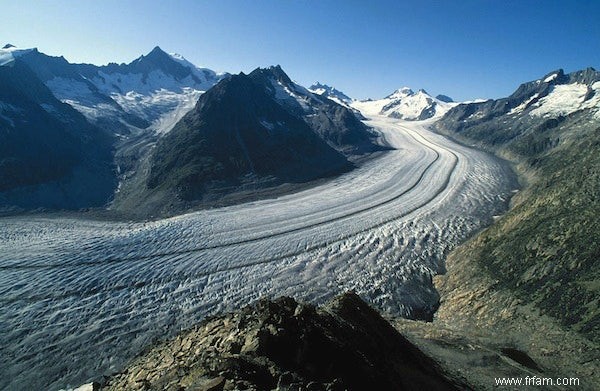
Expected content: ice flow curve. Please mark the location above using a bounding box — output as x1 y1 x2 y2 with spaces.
0 116 516 391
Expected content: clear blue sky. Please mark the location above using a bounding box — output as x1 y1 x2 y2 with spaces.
2 0 599 101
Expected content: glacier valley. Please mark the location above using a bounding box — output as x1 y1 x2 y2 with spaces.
0 114 517 390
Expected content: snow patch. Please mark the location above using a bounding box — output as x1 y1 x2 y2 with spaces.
0 45 34 66
148 88 204 135
509 93 540 115
272 79 311 112
530 83 590 118
543 73 558 83
168 52 224 85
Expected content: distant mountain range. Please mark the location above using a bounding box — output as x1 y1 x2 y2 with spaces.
12 45 226 136
352 87 456 120
2 43 599 220
0 45 385 215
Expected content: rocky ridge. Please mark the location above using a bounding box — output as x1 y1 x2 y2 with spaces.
98 293 462 391
428 67 600 389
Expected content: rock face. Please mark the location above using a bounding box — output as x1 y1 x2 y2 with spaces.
115 66 387 215
249 66 382 155
146 72 352 203
101 293 461 391
434 94 453 103
0 59 116 209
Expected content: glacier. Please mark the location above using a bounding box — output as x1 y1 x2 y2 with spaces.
0 114 517 390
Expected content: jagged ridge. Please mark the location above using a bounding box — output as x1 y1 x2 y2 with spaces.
101 293 462 390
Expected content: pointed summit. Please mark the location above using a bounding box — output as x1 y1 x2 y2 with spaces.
257 64 293 84
2 43 16 49
147 69 351 203
354 86 457 120
125 45 193 81
147 45 168 58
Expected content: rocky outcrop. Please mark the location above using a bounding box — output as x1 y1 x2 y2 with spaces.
100 293 462 390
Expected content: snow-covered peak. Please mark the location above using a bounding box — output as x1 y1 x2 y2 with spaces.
0 44 35 66
353 87 457 120
19 45 226 135
167 51 198 70
309 82 353 105
168 51 226 82
386 87 414 99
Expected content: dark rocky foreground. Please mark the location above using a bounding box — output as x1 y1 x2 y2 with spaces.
95 293 462 390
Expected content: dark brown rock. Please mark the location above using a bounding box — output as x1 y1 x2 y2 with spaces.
101 293 464 390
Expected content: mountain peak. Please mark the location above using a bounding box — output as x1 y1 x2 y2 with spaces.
250 65 293 85
308 82 353 104
144 45 170 61
149 45 166 55
385 87 414 99
267 64 289 78
541 69 564 84
0 44 36 66
355 85 457 120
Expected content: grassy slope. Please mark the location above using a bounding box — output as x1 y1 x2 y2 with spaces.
420 111 600 388
436 110 600 342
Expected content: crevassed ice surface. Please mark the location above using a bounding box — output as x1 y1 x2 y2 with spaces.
0 117 516 390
